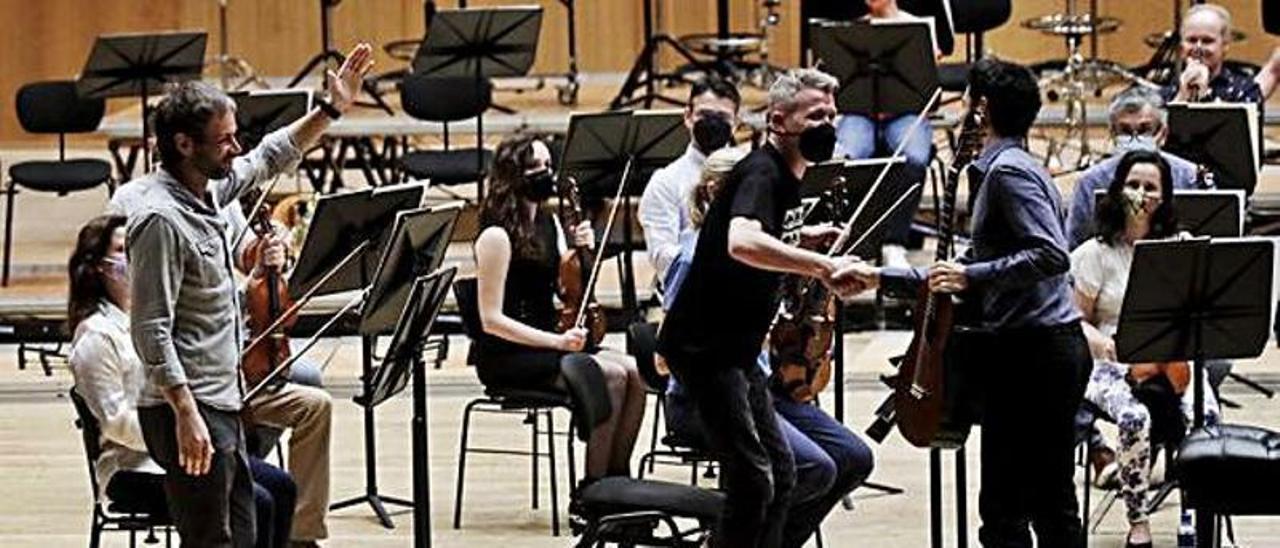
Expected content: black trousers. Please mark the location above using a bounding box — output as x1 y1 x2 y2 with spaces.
105 470 171 519
140 403 256 548
979 323 1091 548
668 357 795 548
106 463 294 548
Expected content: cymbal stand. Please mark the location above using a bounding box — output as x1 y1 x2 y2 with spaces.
213 0 269 91
289 0 394 115
1029 0 1150 173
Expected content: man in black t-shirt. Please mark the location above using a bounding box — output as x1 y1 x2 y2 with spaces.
657 68 861 548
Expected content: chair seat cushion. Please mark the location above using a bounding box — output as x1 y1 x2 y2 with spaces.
484 386 570 408
10 159 111 193
578 477 724 523
401 148 493 186
1177 423 1280 515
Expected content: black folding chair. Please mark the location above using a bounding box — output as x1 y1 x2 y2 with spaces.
69 389 172 548
6 81 113 286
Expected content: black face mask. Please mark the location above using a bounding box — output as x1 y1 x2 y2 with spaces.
692 114 734 153
797 123 837 163
522 169 557 201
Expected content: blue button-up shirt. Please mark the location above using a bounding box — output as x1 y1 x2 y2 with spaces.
1065 150 1202 250
883 137 1080 330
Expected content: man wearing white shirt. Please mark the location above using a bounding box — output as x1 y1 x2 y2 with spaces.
638 78 741 285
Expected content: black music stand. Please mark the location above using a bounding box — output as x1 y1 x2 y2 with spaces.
290 182 427 300
411 5 541 178
413 5 542 114
287 182 426 528
1115 237 1274 543
359 203 462 336
801 0 955 64
811 19 939 118
560 109 688 315
357 267 457 548
840 158 910 259
1093 189 1246 238
1165 103 1261 195
230 89 311 151
76 31 207 170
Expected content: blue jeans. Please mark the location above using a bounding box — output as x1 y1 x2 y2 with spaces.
249 457 297 548
836 113 933 246
773 396 875 548
666 386 874 548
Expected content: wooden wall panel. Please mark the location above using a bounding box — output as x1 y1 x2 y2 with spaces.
0 0 1275 144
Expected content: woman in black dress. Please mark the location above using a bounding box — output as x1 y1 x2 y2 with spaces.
473 134 647 481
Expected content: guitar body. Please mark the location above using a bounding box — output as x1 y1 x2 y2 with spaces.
890 101 987 449
895 287 968 448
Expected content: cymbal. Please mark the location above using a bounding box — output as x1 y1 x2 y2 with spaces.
679 33 768 56
1144 29 1249 49
1023 13 1122 37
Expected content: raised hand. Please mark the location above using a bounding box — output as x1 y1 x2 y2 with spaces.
327 43 376 114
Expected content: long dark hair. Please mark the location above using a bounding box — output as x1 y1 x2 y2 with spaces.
1094 149 1177 246
68 215 126 333
480 133 548 258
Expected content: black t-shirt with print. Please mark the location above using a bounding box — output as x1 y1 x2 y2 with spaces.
657 144 804 369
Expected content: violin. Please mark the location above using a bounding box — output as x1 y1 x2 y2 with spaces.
242 192 297 391
768 177 851 402
1131 362 1191 394
556 176 607 346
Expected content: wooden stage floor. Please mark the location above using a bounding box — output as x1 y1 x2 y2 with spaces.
3 330 1280 547
3 80 1280 546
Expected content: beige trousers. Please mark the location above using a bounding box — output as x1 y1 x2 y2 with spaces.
247 383 332 541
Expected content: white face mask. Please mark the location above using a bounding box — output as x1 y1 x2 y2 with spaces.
1113 134 1159 155
102 254 130 286
1121 186 1160 218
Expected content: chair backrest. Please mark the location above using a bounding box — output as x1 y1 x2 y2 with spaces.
452 277 482 340
69 388 105 503
949 0 1010 35
627 321 668 393
16 81 106 135
1266 1 1280 36
400 74 493 123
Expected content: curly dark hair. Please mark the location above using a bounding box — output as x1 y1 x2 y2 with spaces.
480 133 550 258
1094 149 1177 246
67 214 127 333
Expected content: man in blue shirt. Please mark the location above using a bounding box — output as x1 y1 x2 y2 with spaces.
842 59 1090 547
1065 86 1203 250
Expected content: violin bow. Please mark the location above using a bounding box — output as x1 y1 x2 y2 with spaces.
828 88 942 259
573 158 634 329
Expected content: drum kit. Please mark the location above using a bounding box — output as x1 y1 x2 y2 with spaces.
1022 0 1246 173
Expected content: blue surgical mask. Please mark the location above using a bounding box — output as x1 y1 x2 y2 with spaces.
1113 134 1158 155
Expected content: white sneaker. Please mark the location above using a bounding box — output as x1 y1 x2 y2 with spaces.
881 244 910 269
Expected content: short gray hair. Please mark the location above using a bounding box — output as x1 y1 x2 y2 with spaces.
1185 3 1232 40
768 68 838 113
1108 86 1167 128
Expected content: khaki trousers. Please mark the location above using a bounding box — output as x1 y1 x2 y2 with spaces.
247 383 332 541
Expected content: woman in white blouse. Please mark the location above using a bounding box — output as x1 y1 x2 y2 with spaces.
68 215 168 516
1071 149 1218 548
68 215 298 548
